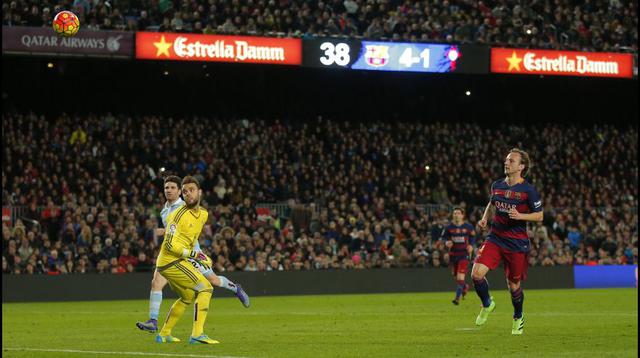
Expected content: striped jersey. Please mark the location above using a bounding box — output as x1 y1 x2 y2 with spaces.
487 178 542 252
441 222 475 262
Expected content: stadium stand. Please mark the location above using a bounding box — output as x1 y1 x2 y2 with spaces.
1 113 637 274
1 0 637 53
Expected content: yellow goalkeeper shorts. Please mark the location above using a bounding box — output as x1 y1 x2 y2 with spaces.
157 259 213 303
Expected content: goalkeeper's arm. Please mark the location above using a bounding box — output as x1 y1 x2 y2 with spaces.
181 248 207 264
163 235 206 264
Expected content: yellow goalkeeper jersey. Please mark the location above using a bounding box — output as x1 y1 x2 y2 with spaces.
156 203 209 268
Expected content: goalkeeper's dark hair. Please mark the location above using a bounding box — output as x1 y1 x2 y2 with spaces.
182 175 201 189
164 175 182 187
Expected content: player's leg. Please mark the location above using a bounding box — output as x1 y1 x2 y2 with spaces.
504 252 528 335
461 272 470 299
472 241 501 325
472 241 501 307
451 261 463 305
136 269 169 332
450 262 459 305
453 260 468 304
170 261 219 344
190 256 251 308
157 295 191 342
156 265 195 342
191 288 216 343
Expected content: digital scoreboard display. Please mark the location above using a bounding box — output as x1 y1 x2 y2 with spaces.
302 38 361 69
303 39 489 74
352 41 460 73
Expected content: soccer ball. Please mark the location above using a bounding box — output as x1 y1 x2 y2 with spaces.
52 11 80 37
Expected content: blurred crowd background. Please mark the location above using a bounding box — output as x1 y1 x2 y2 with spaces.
2 0 637 53
2 112 637 275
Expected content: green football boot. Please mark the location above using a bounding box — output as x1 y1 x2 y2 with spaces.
475 297 496 326
512 314 525 335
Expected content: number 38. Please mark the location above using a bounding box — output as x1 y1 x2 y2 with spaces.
319 42 350 67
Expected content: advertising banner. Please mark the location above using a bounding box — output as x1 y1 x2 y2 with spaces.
136 32 302 65
491 48 634 78
2 26 134 58
574 265 638 288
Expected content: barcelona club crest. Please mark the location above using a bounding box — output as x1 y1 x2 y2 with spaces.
364 45 389 67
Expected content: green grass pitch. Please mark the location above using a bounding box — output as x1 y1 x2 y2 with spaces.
2 288 637 357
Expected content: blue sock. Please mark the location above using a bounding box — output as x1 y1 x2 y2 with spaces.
473 278 492 307
219 276 238 293
455 280 465 300
511 287 524 319
149 290 162 320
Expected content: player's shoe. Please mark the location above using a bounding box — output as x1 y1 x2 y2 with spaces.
452 299 460 305
155 335 181 343
235 284 250 308
189 334 220 344
136 319 158 333
511 314 525 335
475 297 496 326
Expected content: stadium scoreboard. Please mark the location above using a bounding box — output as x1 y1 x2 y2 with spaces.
6 26 631 78
302 38 489 74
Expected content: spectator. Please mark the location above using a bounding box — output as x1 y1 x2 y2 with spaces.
109 257 126 274
118 247 138 269
568 226 582 249
17 237 33 262
69 125 87 146
1 114 637 273
137 10 151 30
136 252 153 272
3 0 637 54
102 238 118 260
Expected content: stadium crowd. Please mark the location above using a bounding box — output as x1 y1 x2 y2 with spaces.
1 0 637 53
1 112 638 274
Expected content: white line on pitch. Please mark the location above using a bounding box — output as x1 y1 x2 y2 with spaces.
11 311 638 317
3 348 252 358
455 328 480 331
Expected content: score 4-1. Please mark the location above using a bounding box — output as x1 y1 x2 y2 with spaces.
398 47 430 68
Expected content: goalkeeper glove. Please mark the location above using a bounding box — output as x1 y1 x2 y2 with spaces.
182 249 207 264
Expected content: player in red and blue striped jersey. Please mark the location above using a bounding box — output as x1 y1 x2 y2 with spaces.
441 207 476 305
472 148 543 335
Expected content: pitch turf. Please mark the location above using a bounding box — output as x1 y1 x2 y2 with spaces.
2 288 637 358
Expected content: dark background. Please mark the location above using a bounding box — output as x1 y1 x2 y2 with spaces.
2 55 637 124
2 266 575 302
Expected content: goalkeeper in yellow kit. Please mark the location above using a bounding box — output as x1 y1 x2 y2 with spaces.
154 176 219 344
